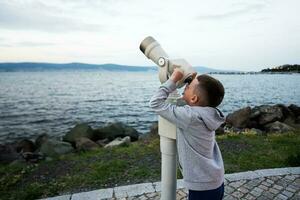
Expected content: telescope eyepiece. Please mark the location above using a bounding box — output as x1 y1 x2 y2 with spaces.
184 76 193 85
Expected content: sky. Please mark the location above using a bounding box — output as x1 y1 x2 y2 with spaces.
0 0 299 71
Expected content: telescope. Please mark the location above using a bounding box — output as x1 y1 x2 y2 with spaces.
140 36 196 200
139 36 196 88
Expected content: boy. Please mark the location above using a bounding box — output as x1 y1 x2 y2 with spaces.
149 68 225 200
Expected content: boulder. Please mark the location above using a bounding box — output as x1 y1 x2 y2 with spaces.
96 138 110 147
40 139 74 157
296 116 300 124
139 123 159 140
275 104 295 121
16 139 36 153
264 121 295 133
104 136 131 148
224 125 232 134
251 105 283 125
250 107 261 119
35 133 49 149
63 123 94 144
93 122 139 142
247 120 259 129
288 104 300 117
224 126 243 134
215 126 225 135
138 133 150 141
0 144 20 164
226 107 251 128
250 128 263 135
75 137 99 151
149 123 158 136
283 117 300 129
21 152 44 163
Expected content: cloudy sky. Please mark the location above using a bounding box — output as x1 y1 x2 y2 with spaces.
0 0 299 71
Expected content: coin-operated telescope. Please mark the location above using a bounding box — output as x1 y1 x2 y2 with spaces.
140 36 196 200
139 36 195 88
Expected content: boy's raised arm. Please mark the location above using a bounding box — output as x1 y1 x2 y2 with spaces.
149 69 193 129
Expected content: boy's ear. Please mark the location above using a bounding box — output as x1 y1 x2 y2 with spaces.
191 95 199 104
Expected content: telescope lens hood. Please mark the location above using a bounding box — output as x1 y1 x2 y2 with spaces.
139 36 156 54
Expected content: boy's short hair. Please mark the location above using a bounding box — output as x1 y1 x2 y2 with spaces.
196 75 225 107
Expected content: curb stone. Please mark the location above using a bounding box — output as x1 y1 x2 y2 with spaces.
72 188 113 200
41 194 71 200
113 183 155 198
40 167 300 200
225 171 260 182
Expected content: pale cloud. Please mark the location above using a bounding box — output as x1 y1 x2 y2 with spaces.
0 0 299 71
0 0 103 32
196 3 266 20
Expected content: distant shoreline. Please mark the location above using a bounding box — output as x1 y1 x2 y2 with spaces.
0 62 246 73
0 62 299 74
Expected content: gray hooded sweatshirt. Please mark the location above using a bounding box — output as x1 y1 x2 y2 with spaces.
149 79 226 191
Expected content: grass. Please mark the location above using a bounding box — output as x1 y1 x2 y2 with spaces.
0 130 299 200
218 130 300 173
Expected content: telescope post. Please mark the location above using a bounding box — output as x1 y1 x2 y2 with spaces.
159 91 180 200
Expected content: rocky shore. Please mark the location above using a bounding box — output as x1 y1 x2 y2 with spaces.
219 104 300 135
0 104 299 165
0 122 141 164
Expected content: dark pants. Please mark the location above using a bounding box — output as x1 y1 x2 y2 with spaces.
188 182 224 200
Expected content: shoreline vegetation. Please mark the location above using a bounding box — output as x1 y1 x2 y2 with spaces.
261 64 300 73
0 103 300 200
209 64 300 74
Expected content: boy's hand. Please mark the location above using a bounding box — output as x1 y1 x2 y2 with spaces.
170 67 184 83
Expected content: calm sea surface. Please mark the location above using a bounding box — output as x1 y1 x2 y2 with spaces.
0 71 299 143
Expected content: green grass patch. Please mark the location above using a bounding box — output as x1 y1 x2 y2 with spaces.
218 131 300 173
0 130 299 199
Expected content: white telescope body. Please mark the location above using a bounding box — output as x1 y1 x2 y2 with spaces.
139 36 195 88
140 36 195 200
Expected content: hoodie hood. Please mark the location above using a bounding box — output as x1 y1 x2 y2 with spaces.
194 107 225 131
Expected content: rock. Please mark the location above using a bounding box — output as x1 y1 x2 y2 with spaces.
283 117 300 129
264 121 295 133
149 123 158 136
276 104 295 121
104 136 131 148
138 133 150 141
224 126 243 134
35 133 49 149
40 139 74 157
75 137 99 151
139 123 159 140
296 116 300 124
251 105 283 125
250 128 263 135
0 144 20 164
232 127 243 134
288 104 300 117
16 139 36 153
215 126 225 135
63 123 94 144
226 107 251 128
9 159 26 166
250 107 261 119
21 152 44 163
45 157 53 162
247 120 259 129
223 125 231 134
96 138 109 147
93 122 139 142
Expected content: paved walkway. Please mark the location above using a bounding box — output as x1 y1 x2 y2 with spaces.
42 167 300 200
